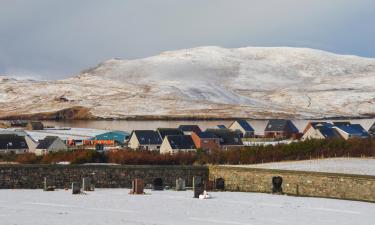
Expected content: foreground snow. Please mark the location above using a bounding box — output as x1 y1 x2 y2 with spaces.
236 158 375 175
1 46 375 119
0 189 374 225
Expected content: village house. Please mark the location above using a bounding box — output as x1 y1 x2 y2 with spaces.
205 129 243 150
178 125 202 135
228 120 255 138
0 133 29 154
156 128 184 140
264 119 299 139
160 135 196 154
191 131 220 151
333 123 368 140
128 130 162 151
301 122 342 140
369 122 375 136
35 136 68 155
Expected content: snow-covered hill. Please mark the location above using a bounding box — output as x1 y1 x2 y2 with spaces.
1 46 375 119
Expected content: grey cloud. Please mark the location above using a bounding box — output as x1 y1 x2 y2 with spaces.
0 0 374 79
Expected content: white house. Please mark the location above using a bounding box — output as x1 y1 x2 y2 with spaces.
128 130 162 151
35 136 68 155
160 135 196 154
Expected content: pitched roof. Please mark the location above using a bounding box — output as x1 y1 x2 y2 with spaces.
231 120 254 132
217 125 227 129
317 126 341 138
165 135 196 150
133 130 162 145
178 125 202 133
369 123 375 134
265 119 299 133
335 124 368 137
0 134 28 149
195 131 219 139
309 122 330 129
332 121 351 126
156 128 184 139
205 129 243 146
36 136 60 149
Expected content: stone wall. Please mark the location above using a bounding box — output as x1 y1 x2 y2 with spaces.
209 166 375 202
0 164 208 189
2 164 375 202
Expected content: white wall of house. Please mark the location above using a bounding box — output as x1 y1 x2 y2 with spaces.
24 135 38 153
0 148 28 154
160 138 173 154
334 128 350 140
229 122 254 138
301 127 325 140
48 139 68 152
35 139 67 156
128 134 140 149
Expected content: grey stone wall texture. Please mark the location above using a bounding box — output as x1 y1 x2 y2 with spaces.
1 164 375 202
209 166 375 202
0 164 208 189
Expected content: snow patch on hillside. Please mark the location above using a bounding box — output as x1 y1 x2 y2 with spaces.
1 46 375 119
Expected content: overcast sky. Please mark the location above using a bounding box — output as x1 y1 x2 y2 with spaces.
1 0 374 79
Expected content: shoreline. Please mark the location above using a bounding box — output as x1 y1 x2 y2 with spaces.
1 115 374 122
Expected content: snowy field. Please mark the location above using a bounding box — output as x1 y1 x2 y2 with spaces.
235 158 375 176
1 189 375 225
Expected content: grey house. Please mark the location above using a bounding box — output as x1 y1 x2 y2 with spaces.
35 136 68 155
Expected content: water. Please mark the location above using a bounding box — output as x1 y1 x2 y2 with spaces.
40 119 375 135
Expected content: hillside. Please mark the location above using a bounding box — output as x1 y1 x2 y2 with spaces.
1 46 375 119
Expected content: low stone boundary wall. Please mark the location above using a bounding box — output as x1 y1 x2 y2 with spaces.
0 164 208 189
209 166 375 202
1 164 375 202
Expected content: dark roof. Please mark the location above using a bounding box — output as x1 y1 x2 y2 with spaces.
217 125 227 129
195 131 219 139
369 123 375 134
232 120 254 132
205 129 243 146
133 130 162 145
309 122 330 129
0 134 28 149
36 136 60 149
156 128 184 139
166 135 196 150
332 121 351 126
265 119 299 133
178 125 202 133
317 126 341 138
335 124 368 137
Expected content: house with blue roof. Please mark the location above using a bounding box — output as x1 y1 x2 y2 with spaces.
302 122 341 140
228 120 255 138
334 124 369 140
302 122 368 140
